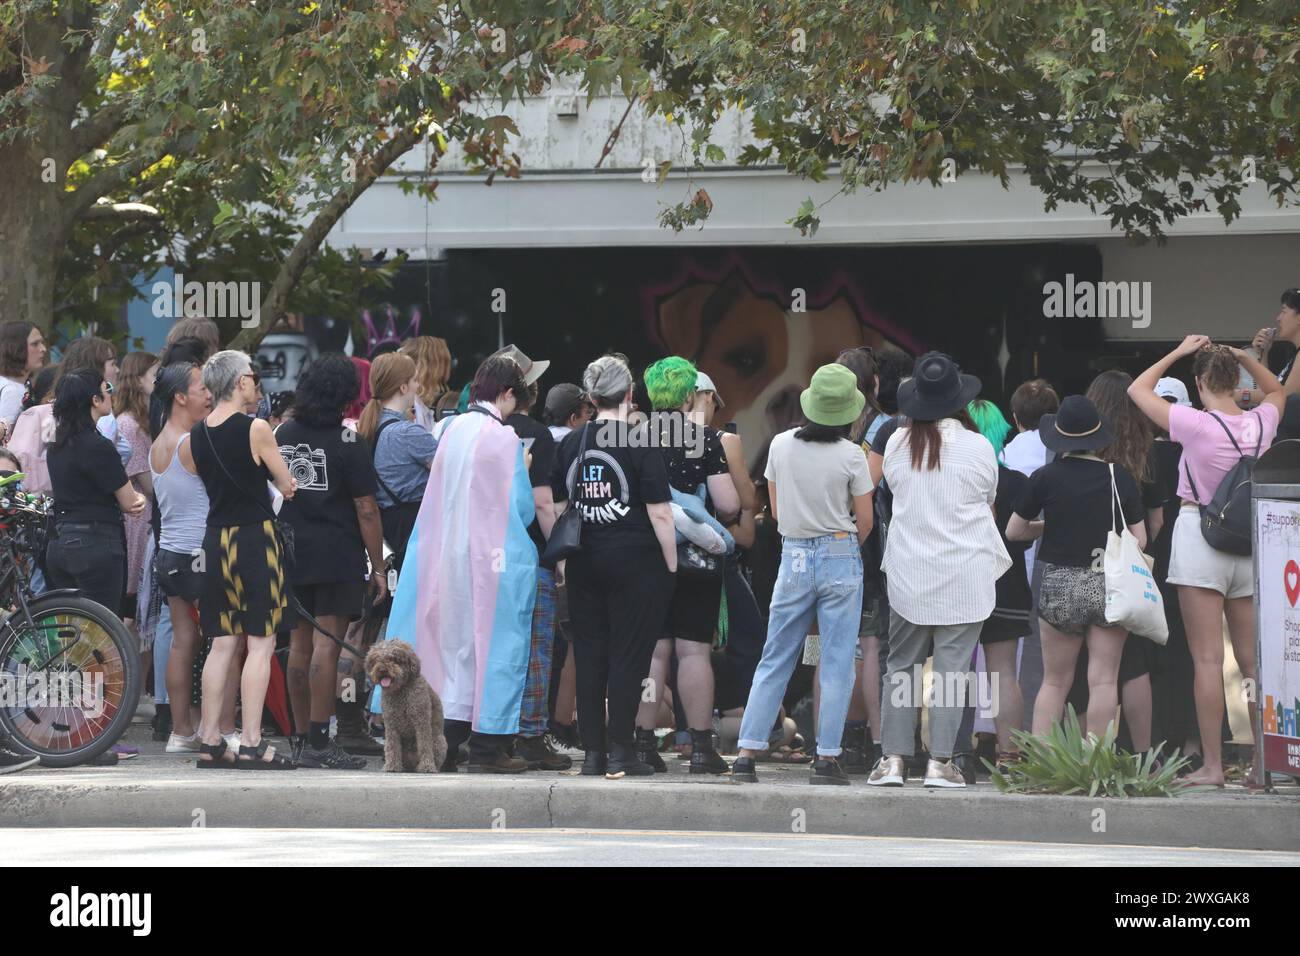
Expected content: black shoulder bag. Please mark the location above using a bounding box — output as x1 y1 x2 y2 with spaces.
542 422 589 565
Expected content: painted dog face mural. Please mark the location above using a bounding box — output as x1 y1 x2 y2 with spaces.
650 261 905 472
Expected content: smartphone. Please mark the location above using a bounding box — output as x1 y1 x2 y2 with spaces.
521 437 536 454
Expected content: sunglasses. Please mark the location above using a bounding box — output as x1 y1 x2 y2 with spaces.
243 369 261 387
103 381 114 395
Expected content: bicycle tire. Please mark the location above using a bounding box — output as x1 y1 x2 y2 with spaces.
0 594 140 767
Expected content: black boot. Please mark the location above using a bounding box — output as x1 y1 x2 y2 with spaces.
688 728 728 775
580 750 608 776
606 741 654 778
441 719 472 772
151 703 172 743
635 728 667 773
841 721 869 774
336 699 383 755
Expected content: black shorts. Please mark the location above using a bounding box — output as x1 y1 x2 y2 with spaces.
980 611 1030 646
293 578 365 622
667 572 723 644
155 548 204 604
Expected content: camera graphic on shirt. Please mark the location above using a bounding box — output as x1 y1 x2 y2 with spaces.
281 443 328 492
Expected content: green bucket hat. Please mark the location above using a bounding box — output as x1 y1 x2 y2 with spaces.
800 363 865 427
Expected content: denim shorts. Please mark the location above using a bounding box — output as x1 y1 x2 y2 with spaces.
155 548 204 604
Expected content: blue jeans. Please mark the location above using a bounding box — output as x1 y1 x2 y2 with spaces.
738 533 863 757
153 604 173 706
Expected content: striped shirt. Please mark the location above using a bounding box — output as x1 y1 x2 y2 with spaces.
882 420 1011 625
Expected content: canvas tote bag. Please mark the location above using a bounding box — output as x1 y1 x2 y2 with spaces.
1102 463 1168 644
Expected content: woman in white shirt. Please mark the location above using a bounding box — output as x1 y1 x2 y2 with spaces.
0 321 47 440
868 353 1009 789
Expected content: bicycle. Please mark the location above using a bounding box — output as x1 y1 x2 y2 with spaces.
0 473 140 766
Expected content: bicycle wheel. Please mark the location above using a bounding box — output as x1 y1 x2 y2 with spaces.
0 594 140 767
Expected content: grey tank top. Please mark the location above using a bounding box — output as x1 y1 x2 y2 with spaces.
151 433 209 553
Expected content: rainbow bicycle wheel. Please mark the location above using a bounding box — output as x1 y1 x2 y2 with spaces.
0 594 139 767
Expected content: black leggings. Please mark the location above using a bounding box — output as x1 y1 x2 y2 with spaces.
566 546 674 751
45 522 126 617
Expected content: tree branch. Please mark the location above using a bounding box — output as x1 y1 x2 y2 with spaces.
81 200 161 221
63 151 159 228
228 124 428 353
71 100 131 155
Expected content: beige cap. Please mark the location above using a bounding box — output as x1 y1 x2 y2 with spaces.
489 344 550 387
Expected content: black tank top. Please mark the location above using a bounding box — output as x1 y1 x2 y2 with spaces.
190 414 273 527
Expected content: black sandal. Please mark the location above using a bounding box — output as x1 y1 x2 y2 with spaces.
196 739 238 769
237 739 296 770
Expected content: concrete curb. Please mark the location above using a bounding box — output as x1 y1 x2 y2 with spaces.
2 771 1296 850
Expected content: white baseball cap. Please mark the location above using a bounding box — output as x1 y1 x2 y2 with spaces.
695 371 725 408
1155 376 1191 407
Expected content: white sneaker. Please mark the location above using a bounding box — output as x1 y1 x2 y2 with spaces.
165 732 201 754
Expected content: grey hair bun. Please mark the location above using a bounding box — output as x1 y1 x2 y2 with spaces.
583 355 633 400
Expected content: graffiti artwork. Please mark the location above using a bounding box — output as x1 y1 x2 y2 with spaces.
267 245 1104 463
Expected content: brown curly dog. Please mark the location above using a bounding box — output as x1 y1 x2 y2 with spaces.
365 640 447 773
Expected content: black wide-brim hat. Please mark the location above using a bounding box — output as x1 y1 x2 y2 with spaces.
896 351 982 421
1039 394 1115 453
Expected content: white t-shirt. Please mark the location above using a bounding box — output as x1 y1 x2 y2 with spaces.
763 428 872 539
882 420 1010 625
0 375 26 429
1002 426 1050 580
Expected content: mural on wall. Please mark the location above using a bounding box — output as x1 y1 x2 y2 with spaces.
261 245 1105 465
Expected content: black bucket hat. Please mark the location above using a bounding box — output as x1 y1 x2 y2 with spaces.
1039 394 1114 453
896 352 982 421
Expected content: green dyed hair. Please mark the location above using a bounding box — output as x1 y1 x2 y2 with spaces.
643 356 698 411
967 399 1011 459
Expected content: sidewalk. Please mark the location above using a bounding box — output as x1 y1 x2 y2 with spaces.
2 724 1296 851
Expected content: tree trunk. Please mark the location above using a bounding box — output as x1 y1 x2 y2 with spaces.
0 136 71 336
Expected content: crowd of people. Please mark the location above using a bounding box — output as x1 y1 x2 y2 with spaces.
1 287 1297 786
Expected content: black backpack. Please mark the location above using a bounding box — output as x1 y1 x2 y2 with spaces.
1184 412 1261 556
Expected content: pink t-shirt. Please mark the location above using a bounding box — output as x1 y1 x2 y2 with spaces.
1168 402 1279 504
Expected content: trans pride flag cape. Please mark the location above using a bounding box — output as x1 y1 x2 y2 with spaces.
385 406 537 734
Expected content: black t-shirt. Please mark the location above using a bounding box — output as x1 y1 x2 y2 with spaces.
48 428 129 525
1014 455 1144 568
993 466 1032 612
507 412 556 556
550 419 671 552
655 413 729 506
870 415 902 457
275 420 378 584
869 415 902 541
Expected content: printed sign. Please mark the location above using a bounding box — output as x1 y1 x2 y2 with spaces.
1255 497 1300 775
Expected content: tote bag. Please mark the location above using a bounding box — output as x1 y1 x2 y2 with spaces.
1102 463 1168 644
